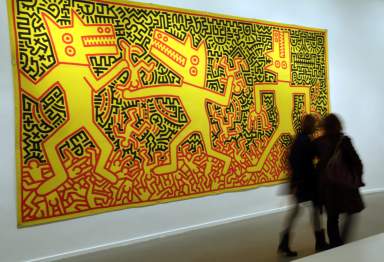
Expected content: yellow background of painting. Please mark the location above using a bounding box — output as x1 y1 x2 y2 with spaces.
7 0 329 226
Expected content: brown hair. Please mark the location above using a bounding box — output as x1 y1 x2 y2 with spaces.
322 113 342 135
301 114 316 134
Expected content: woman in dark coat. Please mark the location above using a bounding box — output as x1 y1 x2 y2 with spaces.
314 113 364 248
278 114 327 257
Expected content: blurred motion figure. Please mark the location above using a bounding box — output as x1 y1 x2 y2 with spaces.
278 114 328 257
314 113 365 248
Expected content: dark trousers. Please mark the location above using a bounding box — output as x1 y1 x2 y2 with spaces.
327 212 355 247
284 199 322 234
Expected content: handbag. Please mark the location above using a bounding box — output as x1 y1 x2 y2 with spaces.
325 136 363 189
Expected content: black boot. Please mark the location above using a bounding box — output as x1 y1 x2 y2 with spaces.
315 229 329 252
278 232 298 257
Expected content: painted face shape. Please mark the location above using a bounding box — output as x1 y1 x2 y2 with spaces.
149 29 207 87
265 30 291 82
42 10 118 65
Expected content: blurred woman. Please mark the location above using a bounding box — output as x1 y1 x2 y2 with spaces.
314 113 364 248
278 114 327 257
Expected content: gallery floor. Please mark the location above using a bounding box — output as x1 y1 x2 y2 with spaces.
57 192 384 262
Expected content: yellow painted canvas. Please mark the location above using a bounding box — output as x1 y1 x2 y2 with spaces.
7 0 329 226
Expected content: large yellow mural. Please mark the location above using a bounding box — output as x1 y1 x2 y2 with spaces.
7 0 329 226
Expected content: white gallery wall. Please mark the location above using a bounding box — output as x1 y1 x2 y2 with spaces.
0 0 383 261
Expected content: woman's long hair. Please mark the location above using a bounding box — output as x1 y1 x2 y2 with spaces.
322 113 342 136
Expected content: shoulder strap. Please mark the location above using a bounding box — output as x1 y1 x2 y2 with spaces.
334 135 344 151
328 135 344 163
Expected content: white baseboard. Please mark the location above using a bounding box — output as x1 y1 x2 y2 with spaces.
30 187 384 262
361 188 384 195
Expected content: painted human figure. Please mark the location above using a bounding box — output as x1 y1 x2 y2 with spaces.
247 30 312 172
